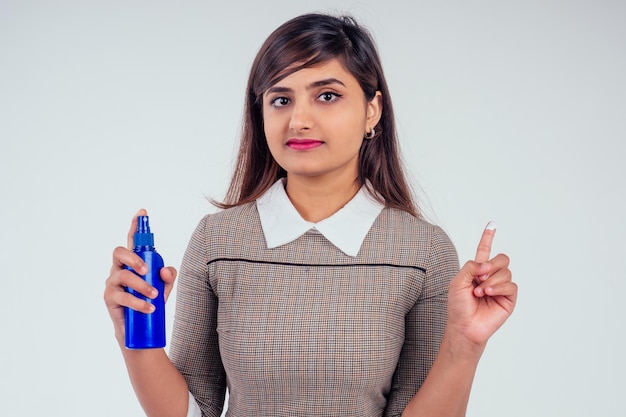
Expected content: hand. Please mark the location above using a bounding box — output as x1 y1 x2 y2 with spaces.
103 209 177 343
446 222 518 349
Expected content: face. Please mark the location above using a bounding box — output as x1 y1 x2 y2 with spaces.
262 58 381 184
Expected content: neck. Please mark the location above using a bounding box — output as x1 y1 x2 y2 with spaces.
284 174 361 223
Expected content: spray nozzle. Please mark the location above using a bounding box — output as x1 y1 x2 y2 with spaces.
134 215 155 248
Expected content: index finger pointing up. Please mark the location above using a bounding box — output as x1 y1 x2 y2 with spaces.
475 221 497 263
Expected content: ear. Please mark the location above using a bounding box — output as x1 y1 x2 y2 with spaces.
365 91 383 131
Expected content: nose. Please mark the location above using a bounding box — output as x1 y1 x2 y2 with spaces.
288 100 313 133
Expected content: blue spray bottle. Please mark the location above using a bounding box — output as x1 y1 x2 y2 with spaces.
124 215 166 349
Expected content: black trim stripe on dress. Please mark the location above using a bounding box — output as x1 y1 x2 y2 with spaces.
207 257 426 273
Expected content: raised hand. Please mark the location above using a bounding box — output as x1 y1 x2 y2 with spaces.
447 222 518 348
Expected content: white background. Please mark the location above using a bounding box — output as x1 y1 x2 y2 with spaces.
1 0 624 416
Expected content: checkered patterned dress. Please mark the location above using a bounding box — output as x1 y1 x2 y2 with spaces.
170 202 459 417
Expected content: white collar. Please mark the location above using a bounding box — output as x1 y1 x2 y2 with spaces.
256 179 384 257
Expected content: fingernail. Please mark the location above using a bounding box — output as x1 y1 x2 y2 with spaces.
148 304 156 313
485 221 497 230
478 274 489 281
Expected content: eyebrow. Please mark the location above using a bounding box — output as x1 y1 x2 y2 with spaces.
265 78 346 96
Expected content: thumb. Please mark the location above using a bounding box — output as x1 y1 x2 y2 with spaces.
127 208 148 249
160 266 177 302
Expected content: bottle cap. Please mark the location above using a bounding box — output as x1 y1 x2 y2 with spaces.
134 216 154 247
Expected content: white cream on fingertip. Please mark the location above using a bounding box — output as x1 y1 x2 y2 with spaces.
485 221 497 230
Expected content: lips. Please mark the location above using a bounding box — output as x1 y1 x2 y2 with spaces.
286 138 324 151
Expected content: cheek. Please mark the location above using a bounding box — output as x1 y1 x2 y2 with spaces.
262 116 283 156
263 127 281 155
331 100 367 128
327 112 367 143
262 110 285 137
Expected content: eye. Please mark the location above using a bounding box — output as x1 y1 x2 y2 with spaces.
270 96 290 107
318 91 341 103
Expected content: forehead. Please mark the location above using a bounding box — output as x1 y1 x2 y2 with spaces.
268 58 358 89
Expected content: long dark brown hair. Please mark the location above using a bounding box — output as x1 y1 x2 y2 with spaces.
215 13 419 217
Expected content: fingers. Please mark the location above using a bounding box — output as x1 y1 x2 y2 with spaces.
472 253 512 297
108 244 154 315
127 208 148 249
479 281 518 300
104 270 158 314
105 263 158 307
107 209 178 315
456 253 510 289
474 278 518 319
111 246 147 275
475 221 496 263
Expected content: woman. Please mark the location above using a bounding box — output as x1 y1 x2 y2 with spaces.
104 13 517 417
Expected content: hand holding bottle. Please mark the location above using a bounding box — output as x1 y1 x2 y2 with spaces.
104 209 178 347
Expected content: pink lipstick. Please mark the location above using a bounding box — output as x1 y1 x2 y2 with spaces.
286 138 324 151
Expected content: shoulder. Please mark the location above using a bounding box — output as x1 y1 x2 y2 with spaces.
186 202 260 251
373 208 455 247
191 202 264 258
363 208 458 269
198 202 260 234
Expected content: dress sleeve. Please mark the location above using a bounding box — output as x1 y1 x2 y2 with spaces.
384 225 459 417
169 215 227 417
